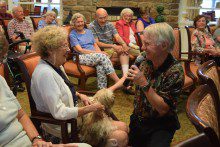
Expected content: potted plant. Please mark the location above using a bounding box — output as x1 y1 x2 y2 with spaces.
155 5 165 23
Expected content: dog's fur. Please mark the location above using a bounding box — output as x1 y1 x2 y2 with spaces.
79 88 117 146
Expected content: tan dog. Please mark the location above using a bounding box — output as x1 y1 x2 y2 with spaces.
79 88 118 147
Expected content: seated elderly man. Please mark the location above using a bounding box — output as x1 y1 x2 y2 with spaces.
37 10 58 30
89 8 133 77
126 23 184 147
8 6 34 42
0 1 12 19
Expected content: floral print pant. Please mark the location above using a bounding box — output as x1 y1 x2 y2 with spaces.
73 53 115 89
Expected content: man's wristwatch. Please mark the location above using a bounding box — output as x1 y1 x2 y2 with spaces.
141 82 151 92
31 135 42 143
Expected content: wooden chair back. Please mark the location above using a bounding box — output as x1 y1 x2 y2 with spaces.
197 60 220 99
30 16 43 30
0 19 12 43
207 25 217 35
185 26 196 60
172 27 181 60
16 52 78 143
186 84 220 140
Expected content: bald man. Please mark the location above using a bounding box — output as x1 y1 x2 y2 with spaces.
89 8 131 77
7 6 34 42
0 1 12 19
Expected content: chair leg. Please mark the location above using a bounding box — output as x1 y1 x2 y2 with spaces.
71 119 79 142
61 123 69 143
78 78 87 90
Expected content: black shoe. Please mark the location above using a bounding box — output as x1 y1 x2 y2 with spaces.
122 87 135 95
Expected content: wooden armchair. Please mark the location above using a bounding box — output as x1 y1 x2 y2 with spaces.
184 25 215 79
172 28 197 93
186 84 220 145
30 16 42 30
174 128 219 147
197 60 220 99
16 52 78 143
62 25 97 91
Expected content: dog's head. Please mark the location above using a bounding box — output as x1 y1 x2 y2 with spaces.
93 88 114 110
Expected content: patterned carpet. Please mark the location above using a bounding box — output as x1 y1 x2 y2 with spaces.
17 75 198 146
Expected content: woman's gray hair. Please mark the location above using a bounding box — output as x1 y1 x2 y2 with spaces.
45 10 56 17
31 26 67 58
70 13 86 26
120 8 134 18
143 23 175 52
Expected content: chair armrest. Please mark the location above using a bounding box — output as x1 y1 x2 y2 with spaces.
32 110 76 124
183 60 197 83
72 53 86 75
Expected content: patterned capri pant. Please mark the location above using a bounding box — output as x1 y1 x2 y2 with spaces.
73 53 115 89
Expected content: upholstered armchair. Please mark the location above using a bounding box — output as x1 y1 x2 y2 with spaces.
186 84 220 145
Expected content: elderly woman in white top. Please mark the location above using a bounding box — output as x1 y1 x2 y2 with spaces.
0 29 52 147
31 26 128 146
37 10 58 30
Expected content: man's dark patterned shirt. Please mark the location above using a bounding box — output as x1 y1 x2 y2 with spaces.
134 52 184 120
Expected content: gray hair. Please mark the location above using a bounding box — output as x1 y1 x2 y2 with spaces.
12 6 22 14
70 13 86 26
143 23 175 52
120 8 134 18
45 10 56 17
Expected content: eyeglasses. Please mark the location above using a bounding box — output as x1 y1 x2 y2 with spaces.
60 43 69 50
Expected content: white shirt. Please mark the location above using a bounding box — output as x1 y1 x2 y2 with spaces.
0 75 31 147
129 27 136 44
31 59 78 120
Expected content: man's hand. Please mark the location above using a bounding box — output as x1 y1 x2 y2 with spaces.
127 65 148 87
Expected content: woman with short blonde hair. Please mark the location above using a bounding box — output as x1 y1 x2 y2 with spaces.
31 26 104 145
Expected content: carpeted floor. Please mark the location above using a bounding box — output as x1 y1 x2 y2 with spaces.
17 75 198 146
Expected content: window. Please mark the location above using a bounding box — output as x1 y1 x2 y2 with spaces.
34 0 60 16
200 0 220 20
11 0 61 17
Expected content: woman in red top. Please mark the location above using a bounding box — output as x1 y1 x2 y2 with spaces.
116 8 140 55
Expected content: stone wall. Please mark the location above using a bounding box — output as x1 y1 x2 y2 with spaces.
62 0 180 27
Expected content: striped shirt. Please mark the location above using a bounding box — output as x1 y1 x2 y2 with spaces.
89 20 118 44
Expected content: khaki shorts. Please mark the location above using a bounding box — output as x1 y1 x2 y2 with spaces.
104 47 140 58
